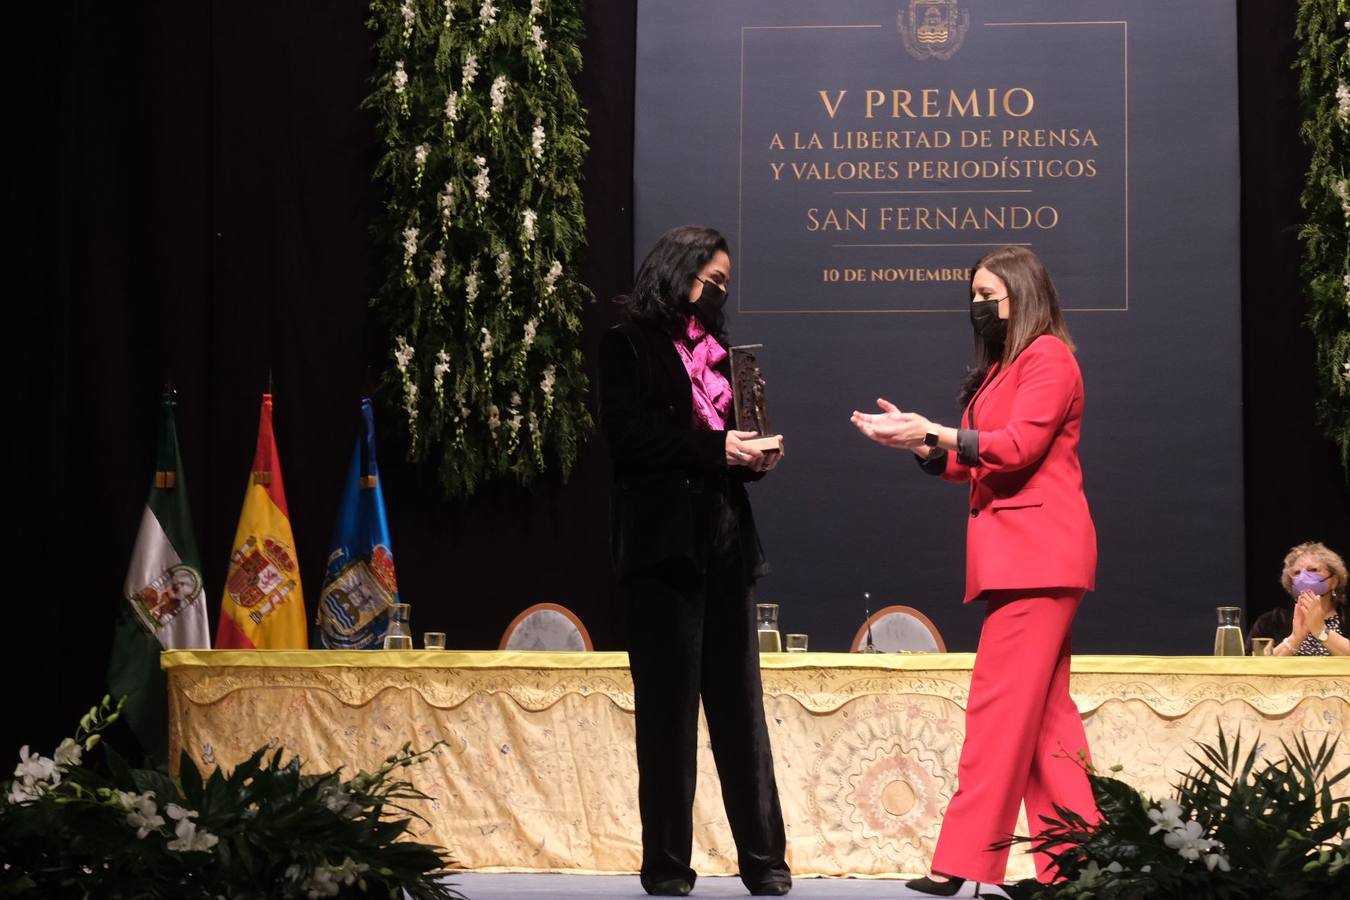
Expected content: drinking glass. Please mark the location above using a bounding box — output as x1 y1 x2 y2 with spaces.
756 603 781 653
1213 606 1244 656
785 633 808 653
423 631 446 650
383 603 414 650
1250 637 1273 656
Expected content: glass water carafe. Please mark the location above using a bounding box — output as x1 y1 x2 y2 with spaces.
756 602 781 653
1213 606 1244 656
383 603 414 650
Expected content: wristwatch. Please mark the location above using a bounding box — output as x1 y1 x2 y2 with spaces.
923 427 941 448
1315 627 1331 644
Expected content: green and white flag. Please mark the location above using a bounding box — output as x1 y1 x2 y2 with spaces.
108 388 208 759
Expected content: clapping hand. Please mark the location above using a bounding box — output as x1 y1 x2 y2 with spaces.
850 398 932 450
1297 591 1326 636
1291 597 1311 643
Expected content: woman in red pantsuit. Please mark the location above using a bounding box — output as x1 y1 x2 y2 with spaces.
851 246 1099 896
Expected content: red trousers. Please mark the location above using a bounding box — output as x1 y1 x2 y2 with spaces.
930 589 1098 883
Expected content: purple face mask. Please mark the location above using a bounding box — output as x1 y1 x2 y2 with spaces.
1291 570 1330 596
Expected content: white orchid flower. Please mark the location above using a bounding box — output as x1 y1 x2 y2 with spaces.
53 738 82 769
15 746 58 783
1147 798 1184 834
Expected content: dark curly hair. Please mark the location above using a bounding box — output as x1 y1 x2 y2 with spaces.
620 225 729 339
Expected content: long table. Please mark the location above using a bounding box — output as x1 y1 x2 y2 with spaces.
162 651 1348 880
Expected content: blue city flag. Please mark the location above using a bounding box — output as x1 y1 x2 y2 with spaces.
315 398 400 649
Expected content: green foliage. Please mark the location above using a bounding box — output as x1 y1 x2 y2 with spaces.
1007 729 1350 899
1296 2 1350 481
366 0 593 496
0 696 463 899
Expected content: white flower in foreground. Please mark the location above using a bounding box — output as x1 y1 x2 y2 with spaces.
444 0 454 25
394 335 414 372
490 75 509 117
7 777 44 805
165 804 218 853
532 24 547 55
14 746 58 784
496 249 512 288
522 317 537 349
530 0 542 16
445 90 459 125
480 0 497 27
1337 82 1350 120
1163 819 1220 861
1343 359 1349 382
480 327 494 361
462 53 479 87
392 61 408 95
488 403 501 429
522 208 537 243
53 738 82 769
541 364 556 401
319 783 363 818
399 0 415 35
1146 798 1184 834
300 858 370 898
531 118 545 159
115 790 165 839
414 143 429 170
1075 860 1123 888
1202 851 1231 872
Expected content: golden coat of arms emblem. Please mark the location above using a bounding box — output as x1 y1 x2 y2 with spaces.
898 0 970 61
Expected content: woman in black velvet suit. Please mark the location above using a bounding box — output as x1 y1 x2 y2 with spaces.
598 225 790 898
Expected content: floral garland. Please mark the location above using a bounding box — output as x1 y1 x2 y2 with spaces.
367 0 591 496
1296 2 1350 481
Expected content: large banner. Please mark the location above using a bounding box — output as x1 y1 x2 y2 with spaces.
635 0 1242 654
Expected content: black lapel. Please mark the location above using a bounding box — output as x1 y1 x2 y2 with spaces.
643 323 695 426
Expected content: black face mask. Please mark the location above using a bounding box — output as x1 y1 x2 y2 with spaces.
970 298 1007 344
690 279 727 333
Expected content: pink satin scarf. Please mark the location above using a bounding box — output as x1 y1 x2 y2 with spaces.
673 316 732 431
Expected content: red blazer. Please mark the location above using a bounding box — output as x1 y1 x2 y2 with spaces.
940 334 1097 602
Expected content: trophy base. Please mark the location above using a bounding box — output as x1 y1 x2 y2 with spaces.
744 435 784 453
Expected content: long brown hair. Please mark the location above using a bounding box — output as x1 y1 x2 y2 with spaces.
958 246 1075 407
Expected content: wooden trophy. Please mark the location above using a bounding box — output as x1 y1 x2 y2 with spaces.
729 344 785 453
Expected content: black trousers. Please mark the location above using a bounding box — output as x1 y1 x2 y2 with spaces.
623 545 789 892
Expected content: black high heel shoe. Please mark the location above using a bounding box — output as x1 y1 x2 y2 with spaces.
905 875 972 897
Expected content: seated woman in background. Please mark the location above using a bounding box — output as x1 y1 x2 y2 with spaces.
1248 541 1348 656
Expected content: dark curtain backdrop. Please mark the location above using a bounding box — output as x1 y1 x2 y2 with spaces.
7 0 1346 756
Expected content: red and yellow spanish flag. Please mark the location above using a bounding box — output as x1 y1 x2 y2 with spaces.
215 393 307 648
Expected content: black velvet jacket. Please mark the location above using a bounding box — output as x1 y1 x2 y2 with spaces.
597 320 766 581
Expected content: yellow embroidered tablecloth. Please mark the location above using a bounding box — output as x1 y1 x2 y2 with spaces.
162 651 1349 880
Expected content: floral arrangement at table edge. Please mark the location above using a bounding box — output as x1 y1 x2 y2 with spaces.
0 696 466 900
1000 727 1350 899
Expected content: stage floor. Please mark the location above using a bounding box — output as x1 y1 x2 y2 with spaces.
444 873 1016 898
